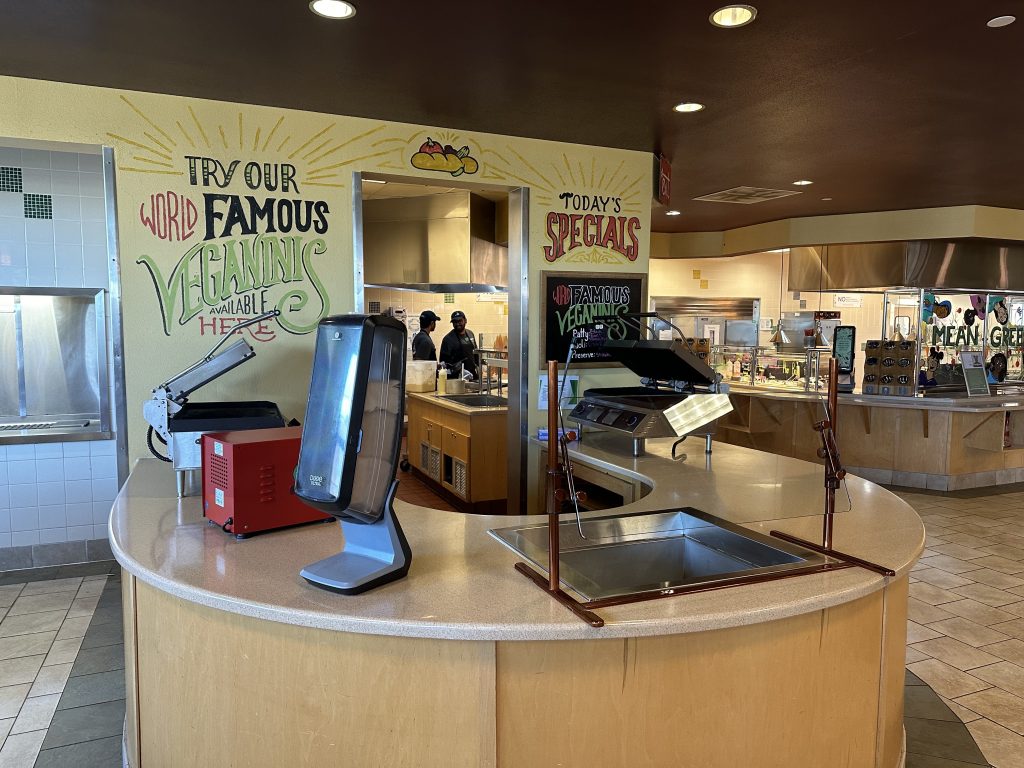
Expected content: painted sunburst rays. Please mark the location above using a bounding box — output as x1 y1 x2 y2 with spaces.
109 97 644 208
480 148 644 214
108 95 404 188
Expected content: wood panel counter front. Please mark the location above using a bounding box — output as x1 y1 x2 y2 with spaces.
719 385 1024 491
111 438 924 768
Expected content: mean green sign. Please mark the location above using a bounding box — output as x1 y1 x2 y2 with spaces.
931 325 1024 347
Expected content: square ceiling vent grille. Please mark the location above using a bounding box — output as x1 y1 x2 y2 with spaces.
693 186 802 204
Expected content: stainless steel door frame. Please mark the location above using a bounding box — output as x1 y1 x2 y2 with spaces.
351 171 366 313
507 187 529 515
103 147 130 487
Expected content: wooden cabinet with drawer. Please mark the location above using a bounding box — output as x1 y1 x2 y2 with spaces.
419 418 443 482
406 394 508 509
442 427 471 499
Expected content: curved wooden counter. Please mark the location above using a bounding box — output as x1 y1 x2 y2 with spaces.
112 439 923 767
718 385 1024 491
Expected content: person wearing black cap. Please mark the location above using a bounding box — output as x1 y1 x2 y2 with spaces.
439 310 478 378
412 310 440 361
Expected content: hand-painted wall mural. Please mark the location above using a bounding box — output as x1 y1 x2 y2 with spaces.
410 137 478 176
0 76 652 464
478 152 645 265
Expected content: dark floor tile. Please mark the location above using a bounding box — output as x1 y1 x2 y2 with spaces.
57 670 126 710
42 699 126 749
906 754 992 768
905 685 960 722
0 545 33 571
85 538 113 562
905 716 989 765
54 561 117 579
94 594 121 613
79 622 124 650
1 561 116 585
0 564 60 584
70 645 124 678
906 670 927 686
87 606 122 628
31 541 87 568
34 735 122 768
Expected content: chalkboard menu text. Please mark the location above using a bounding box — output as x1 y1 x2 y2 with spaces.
542 272 646 367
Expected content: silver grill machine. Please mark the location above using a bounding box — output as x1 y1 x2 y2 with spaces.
569 312 733 457
142 311 286 496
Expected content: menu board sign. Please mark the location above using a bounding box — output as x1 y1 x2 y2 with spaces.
961 351 990 397
542 272 646 367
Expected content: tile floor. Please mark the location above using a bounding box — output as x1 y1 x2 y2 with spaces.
894 483 1024 768
0 562 122 767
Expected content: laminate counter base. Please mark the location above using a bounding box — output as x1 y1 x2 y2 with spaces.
112 439 923 767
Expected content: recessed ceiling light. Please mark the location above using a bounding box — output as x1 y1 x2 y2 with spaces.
673 102 705 113
710 5 757 28
793 179 813 186
364 179 387 184
821 197 832 201
309 0 356 19
666 210 681 216
988 15 1016 27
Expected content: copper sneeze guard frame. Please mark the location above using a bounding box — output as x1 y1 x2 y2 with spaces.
513 359 894 627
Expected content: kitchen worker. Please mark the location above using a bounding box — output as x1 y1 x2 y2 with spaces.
412 310 440 361
439 310 478 379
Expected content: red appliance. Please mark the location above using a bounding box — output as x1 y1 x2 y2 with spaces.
201 426 332 538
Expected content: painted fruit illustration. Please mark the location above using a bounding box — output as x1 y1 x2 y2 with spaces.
411 137 479 177
419 138 445 155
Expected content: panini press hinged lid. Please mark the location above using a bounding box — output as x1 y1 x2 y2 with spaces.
601 339 717 387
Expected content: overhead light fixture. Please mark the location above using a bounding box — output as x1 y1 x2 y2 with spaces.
821 197 833 201
364 179 387 184
793 179 813 186
309 0 357 19
710 5 757 28
768 249 790 348
673 102 705 113
987 15 1016 27
666 210 681 216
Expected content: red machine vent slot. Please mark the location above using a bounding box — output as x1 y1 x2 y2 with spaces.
209 455 230 488
259 464 275 503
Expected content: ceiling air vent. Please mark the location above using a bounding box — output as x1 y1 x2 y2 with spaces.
693 186 801 204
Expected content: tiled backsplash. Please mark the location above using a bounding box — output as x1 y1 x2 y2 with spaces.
0 441 116 546
365 288 509 346
0 146 108 289
0 141 119 558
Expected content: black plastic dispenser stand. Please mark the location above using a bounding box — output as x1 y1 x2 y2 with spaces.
294 315 412 595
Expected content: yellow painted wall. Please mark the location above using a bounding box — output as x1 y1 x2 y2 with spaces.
0 75 652 480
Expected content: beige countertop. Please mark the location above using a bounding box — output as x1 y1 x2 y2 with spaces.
110 435 924 641
407 391 508 415
727 383 1024 412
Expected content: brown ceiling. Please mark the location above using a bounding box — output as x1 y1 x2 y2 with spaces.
2 1 1022 233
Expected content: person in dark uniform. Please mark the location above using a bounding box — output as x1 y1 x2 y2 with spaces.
411 310 440 361
439 310 478 378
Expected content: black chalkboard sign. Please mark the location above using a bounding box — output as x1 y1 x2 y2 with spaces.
542 271 647 367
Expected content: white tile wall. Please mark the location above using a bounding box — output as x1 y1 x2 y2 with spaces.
0 441 118 544
0 147 108 292
364 288 510 346
0 143 119 549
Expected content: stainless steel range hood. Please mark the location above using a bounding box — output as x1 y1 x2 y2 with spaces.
788 240 1024 292
363 191 508 292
